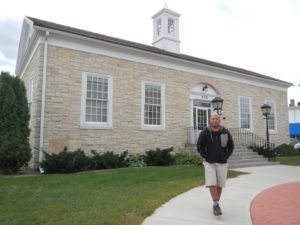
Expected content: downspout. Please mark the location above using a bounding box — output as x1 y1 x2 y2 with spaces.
38 30 49 169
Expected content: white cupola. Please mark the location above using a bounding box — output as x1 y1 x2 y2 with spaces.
152 4 181 53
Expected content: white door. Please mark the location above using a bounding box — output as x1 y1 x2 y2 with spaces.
191 107 211 144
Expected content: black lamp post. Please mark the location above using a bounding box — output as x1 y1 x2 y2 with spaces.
211 97 224 115
261 104 272 157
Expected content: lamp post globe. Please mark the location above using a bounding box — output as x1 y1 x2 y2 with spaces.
261 104 271 116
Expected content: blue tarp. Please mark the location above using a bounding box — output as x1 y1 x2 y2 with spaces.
289 123 300 135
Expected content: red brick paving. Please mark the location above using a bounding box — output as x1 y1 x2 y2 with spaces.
250 181 300 225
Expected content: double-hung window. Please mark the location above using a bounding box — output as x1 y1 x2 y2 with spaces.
239 96 252 130
81 72 112 128
265 100 276 132
142 82 165 129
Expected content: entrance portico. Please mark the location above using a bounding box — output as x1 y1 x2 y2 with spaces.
189 84 220 144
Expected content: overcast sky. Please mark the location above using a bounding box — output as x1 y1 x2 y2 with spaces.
0 0 299 103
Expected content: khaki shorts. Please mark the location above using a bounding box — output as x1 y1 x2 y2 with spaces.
203 161 228 188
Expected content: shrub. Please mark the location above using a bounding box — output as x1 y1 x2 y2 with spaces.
40 147 90 173
40 148 130 173
0 72 31 174
248 144 279 159
128 154 147 167
90 151 129 169
247 145 265 154
174 154 203 166
274 144 300 156
144 147 174 166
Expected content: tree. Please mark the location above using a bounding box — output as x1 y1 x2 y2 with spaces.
0 71 31 174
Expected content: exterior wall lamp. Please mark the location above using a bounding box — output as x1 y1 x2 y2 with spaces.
211 96 224 115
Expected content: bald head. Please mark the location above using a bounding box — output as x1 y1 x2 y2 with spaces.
210 112 221 129
210 111 220 119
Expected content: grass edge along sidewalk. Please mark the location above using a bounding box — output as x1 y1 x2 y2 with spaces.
277 155 300 166
0 166 244 225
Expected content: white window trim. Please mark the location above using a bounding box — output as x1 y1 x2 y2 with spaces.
264 100 277 134
238 96 253 131
80 72 113 129
141 81 165 130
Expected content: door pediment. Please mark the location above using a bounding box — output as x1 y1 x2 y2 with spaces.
190 83 219 100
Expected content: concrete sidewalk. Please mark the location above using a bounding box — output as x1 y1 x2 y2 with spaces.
142 165 300 225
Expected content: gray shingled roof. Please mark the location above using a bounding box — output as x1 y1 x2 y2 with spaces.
27 16 292 85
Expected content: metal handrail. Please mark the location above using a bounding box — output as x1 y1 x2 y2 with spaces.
227 128 275 150
186 126 275 150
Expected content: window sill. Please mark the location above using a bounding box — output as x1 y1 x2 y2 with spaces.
239 128 252 132
80 124 112 130
141 125 166 131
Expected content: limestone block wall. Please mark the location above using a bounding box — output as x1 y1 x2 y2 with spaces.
39 45 290 157
183 71 289 146
20 44 44 168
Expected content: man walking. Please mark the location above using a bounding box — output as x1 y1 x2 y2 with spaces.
197 112 234 216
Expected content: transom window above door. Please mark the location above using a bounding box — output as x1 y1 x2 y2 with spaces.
193 99 211 108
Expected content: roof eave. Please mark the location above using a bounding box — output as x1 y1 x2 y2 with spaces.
27 16 293 87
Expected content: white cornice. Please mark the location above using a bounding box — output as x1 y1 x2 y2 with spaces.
152 36 181 45
16 30 43 78
152 8 181 18
27 26 290 91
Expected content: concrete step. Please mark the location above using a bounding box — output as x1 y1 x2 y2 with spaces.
234 148 255 152
183 147 260 155
235 145 250 148
231 152 259 157
184 149 254 153
229 144 278 168
183 145 250 151
229 155 267 162
230 155 263 160
231 152 261 156
229 161 279 169
184 143 278 169
228 158 268 164
184 144 247 148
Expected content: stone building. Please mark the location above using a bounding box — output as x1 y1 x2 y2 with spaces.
16 6 292 168
288 99 300 142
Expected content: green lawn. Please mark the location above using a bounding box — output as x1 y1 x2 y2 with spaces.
277 155 300 166
0 166 243 225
